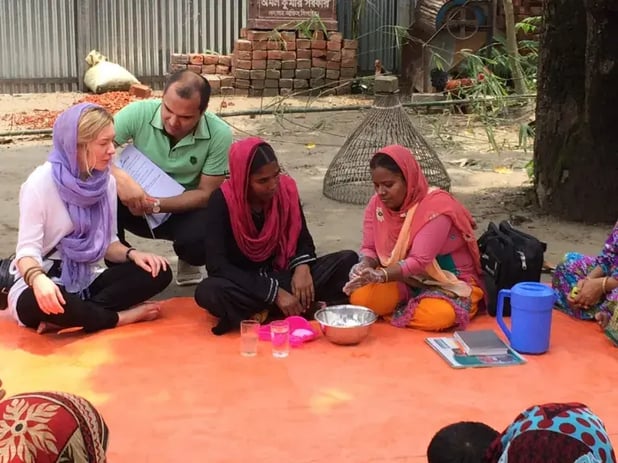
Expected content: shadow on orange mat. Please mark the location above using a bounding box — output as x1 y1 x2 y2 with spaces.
1 298 617 463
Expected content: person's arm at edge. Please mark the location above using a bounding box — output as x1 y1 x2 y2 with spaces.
157 174 225 213
111 102 149 205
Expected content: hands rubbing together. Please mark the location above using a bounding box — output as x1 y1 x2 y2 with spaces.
342 261 387 295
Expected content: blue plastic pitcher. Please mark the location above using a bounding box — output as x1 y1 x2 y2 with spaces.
496 282 556 354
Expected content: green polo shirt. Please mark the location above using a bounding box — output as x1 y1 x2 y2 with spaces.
113 99 232 190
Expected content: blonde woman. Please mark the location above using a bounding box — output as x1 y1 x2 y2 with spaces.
7 103 172 334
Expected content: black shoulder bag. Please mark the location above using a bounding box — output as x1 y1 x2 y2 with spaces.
477 221 547 316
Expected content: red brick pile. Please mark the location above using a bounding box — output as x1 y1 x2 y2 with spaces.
167 30 359 98
169 53 235 95
232 29 358 97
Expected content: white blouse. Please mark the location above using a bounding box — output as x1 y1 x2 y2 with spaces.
7 162 118 325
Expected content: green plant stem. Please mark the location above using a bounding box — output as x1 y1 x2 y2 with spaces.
503 0 528 94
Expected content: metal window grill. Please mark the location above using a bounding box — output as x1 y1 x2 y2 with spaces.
322 89 451 205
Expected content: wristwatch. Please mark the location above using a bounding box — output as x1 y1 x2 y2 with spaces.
152 199 161 214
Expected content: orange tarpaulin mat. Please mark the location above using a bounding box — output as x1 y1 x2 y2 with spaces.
1 298 617 462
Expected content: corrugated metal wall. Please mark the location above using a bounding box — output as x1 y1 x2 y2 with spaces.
0 0 248 93
337 0 404 74
0 0 409 93
88 0 248 88
0 0 78 93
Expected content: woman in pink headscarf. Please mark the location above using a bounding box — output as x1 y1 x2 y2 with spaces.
195 137 357 335
344 145 485 331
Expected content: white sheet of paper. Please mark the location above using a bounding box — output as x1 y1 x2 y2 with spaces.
116 145 185 229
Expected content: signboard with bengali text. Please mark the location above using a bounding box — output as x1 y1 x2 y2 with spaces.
248 0 338 30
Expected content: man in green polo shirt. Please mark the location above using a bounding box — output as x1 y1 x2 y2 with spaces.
112 70 233 286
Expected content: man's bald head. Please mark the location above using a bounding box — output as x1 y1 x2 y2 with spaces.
163 70 211 112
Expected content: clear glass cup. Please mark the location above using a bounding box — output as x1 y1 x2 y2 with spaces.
270 320 290 358
240 320 260 357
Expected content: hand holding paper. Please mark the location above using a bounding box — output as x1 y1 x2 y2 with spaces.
115 145 185 229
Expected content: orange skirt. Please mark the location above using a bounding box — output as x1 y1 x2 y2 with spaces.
350 282 483 331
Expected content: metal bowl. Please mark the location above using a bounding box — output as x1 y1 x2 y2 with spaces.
314 305 377 346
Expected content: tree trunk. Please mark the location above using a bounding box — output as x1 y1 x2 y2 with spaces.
502 0 527 94
534 0 618 223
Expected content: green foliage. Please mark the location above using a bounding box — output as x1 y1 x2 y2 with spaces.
518 121 535 150
272 12 328 40
382 25 412 51
524 159 535 180
516 16 541 34
431 53 449 71
458 32 539 92
352 0 372 39
293 13 328 39
427 17 540 153
437 16 540 92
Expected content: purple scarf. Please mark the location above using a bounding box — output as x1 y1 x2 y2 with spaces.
48 103 112 293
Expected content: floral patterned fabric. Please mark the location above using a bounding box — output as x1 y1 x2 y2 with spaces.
484 403 616 463
552 223 618 320
0 391 108 463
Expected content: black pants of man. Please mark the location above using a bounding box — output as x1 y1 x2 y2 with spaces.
16 263 172 333
194 250 358 335
116 200 208 266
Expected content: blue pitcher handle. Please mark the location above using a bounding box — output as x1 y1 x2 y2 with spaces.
496 289 512 342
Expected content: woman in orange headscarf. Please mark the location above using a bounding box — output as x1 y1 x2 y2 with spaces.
344 145 485 331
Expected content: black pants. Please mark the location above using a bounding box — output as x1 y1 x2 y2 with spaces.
16 262 172 333
195 250 358 334
117 200 208 266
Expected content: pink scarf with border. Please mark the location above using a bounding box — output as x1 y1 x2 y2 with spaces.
220 137 302 270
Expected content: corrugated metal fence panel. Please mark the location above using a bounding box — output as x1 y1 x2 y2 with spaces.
337 0 402 73
89 0 248 89
0 0 411 92
0 0 78 94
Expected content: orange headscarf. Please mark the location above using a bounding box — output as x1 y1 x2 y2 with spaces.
369 145 482 278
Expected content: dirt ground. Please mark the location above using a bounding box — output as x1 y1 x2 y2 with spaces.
0 92 613 301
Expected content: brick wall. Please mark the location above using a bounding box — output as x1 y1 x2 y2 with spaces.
231 29 358 97
168 29 359 97
169 53 235 95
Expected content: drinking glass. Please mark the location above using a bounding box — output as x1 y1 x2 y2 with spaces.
270 320 290 358
240 320 260 357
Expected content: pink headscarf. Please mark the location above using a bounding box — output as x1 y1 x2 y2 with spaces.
368 145 482 275
220 137 302 270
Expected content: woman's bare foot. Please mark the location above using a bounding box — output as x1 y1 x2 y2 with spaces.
117 302 161 327
36 321 66 335
595 311 611 329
